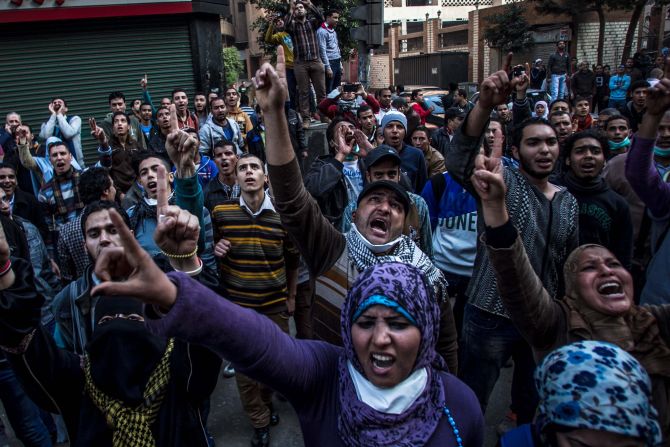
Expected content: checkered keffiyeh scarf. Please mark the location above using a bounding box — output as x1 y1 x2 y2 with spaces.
345 228 449 303
83 338 175 447
51 168 83 217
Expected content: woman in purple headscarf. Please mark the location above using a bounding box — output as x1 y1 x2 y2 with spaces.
93 215 484 447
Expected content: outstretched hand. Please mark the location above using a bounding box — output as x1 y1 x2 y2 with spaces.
14 125 32 146
472 154 505 202
91 208 177 309
334 125 355 162
165 104 198 177
514 62 531 98
153 165 200 258
478 53 523 110
89 117 108 146
353 129 373 156
253 46 289 113
471 154 509 227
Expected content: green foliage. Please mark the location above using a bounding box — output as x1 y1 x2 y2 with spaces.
483 1 534 53
599 0 669 11
223 47 245 86
249 0 358 61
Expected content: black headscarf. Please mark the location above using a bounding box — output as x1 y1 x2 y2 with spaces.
87 296 167 406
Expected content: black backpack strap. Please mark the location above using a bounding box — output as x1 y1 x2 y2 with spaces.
430 172 447 202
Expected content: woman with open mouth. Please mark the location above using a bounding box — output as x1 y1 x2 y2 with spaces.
96 217 485 447
470 150 670 441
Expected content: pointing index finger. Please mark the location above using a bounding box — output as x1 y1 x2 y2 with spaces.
169 104 179 133
156 164 169 218
109 208 142 257
503 52 513 74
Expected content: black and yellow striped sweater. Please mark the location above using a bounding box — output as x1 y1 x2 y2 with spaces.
212 200 299 314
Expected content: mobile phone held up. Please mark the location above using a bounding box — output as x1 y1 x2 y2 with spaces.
512 65 525 77
343 83 357 93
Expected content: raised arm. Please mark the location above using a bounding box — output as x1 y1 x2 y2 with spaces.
164 104 208 249
284 1 295 29
91 207 340 402
55 115 81 140
471 154 565 350
15 126 38 171
446 53 524 191
140 74 157 116
362 90 381 113
625 64 670 219
305 0 324 24
511 63 531 126
264 21 278 44
254 46 346 275
39 113 57 140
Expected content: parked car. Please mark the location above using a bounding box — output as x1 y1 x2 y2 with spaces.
399 89 449 130
398 85 443 97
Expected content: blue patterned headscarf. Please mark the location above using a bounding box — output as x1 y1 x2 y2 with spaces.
337 262 447 447
535 340 662 446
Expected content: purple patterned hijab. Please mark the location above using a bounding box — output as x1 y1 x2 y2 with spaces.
337 262 447 446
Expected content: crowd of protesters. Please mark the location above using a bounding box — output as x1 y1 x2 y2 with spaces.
0 12 669 446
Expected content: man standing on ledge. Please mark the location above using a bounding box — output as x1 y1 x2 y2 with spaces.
547 40 570 100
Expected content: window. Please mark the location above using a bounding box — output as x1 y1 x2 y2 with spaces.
405 21 424 34
406 37 423 52
406 0 431 5
439 30 468 48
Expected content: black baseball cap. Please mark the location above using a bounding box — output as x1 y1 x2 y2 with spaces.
357 180 411 214
364 145 401 170
445 107 466 119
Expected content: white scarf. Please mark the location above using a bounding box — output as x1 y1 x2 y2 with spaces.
347 361 427 414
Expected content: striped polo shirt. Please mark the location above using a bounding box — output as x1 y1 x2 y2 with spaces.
212 194 299 314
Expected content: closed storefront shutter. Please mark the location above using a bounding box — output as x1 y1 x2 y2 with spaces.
516 43 558 71
0 16 197 163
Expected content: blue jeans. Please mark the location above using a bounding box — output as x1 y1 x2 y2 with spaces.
0 366 51 446
458 304 538 423
608 98 626 110
327 58 342 92
550 73 567 100
442 272 470 341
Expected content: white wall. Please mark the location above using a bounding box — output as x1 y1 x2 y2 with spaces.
576 21 638 66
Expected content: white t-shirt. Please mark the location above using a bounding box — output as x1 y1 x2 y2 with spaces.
342 159 363 204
